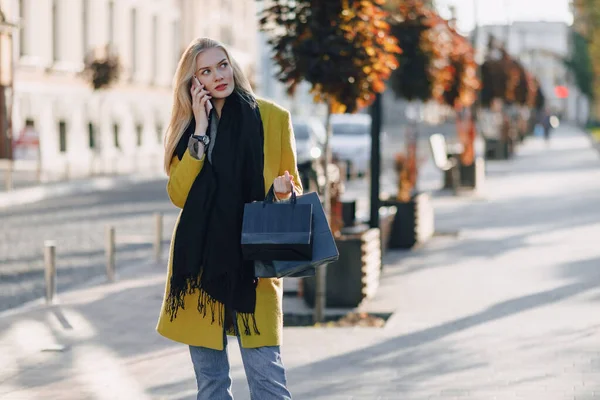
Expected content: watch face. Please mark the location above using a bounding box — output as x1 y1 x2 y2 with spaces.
193 135 209 146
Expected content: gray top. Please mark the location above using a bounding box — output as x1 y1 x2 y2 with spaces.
206 108 218 163
187 108 219 162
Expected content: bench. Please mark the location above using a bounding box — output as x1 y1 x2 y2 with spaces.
429 133 459 192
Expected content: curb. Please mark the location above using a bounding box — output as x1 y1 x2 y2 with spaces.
0 173 166 209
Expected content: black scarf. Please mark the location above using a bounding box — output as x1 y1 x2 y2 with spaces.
166 92 265 336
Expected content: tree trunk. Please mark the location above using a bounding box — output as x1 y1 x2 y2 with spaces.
313 100 333 324
369 93 382 229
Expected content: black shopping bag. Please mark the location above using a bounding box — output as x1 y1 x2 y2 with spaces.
241 188 313 261
254 192 339 278
254 263 315 278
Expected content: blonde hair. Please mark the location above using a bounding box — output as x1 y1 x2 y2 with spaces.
163 38 255 174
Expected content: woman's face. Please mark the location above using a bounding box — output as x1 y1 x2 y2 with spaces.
194 48 235 99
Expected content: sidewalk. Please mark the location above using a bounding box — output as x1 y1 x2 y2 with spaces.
1 125 600 399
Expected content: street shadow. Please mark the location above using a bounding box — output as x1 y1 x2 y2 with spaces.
381 200 600 279
285 256 600 398
437 194 600 235
147 379 196 398
7 276 172 392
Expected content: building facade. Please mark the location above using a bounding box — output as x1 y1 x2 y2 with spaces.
9 0 258 179
0 0 16 161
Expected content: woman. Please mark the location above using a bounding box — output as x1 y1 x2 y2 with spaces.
157 37 301 400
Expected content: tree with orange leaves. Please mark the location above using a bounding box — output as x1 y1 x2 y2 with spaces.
438 24 480 166
384 1 452 201
259 0 400 322
386 1 430 201
440 25 479 109
259 0 400 114
386 1 456 104
259 0 400 213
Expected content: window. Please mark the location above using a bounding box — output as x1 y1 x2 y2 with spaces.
136 123 143 147
151 15 158 82
19 0 27 57
88 122 96 149
156 123 163 144
131 8 137 75
52 0 60 62
108 1 114 47
58 121 67 153
172 20 180 73
82 0 89 58
113 123 120 149
220 25 233 46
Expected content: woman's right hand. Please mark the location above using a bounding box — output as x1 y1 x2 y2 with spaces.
190 76 213 132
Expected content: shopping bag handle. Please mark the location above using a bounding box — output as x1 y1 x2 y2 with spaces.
264 184 297 205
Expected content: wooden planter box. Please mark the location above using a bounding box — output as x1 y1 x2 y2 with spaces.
443 157 485 190
382 193 434 249
379 207 397 257
303 227 381 308
459 157 485 189
485 138 511 160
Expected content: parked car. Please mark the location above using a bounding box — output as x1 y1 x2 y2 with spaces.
292 117 326 164
292 117 327 193
330 113 372 177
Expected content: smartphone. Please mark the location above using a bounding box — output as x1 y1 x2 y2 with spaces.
191 76 213 117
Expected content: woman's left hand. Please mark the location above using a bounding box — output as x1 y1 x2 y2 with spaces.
273 171 294 199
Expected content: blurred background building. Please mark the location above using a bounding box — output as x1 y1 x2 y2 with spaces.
4 0 258 179
472 21 589 124
0 0 589 180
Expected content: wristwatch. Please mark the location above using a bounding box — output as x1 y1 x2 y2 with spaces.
192 134 210 147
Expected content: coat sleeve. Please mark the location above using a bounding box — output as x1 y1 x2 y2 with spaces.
166 149 205 208
279 110 303 195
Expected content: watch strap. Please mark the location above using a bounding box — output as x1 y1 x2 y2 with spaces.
192 134 210 146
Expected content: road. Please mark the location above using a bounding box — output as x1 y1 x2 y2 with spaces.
0 179 178 311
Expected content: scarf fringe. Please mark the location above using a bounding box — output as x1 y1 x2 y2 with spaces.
166 277 260 337
165 278 201 322
197 288 223 326
239 312 261 336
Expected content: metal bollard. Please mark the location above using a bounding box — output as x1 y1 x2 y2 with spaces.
44 241 57 304
313 266 327 324
36 155 42 182
154 213 163 263
5 159 13 191
64 161 70 181
105 226 115 282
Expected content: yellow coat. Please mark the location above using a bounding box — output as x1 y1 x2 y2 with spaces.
156 98 302 350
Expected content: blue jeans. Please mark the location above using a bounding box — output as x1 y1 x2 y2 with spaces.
189 324 292 400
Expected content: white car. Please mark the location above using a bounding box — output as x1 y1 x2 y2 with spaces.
292 118 326 164
330 113 372 177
